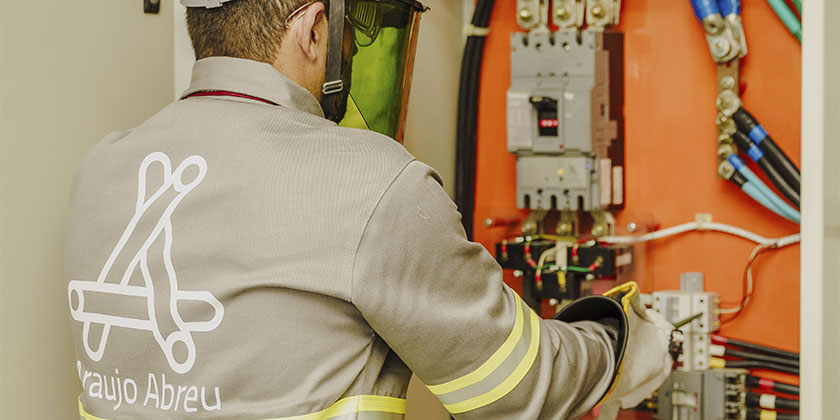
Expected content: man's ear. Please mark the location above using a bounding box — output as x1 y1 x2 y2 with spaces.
295 2 327 62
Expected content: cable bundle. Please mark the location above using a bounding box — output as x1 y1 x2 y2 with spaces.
710 335 799 375
455 0 495 240
746 375 799 396
727 107 802 223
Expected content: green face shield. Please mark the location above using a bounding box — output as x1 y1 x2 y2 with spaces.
322 0 427 143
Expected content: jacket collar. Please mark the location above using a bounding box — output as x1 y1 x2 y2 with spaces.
182 57 326 118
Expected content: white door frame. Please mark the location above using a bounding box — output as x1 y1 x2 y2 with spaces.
801 0 840 418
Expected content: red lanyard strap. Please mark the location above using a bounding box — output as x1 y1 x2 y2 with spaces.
183 90 279 106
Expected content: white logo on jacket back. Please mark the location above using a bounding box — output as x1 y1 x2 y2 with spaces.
69 152 224 374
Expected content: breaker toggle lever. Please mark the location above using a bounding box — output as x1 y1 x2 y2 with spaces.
529 96 559 137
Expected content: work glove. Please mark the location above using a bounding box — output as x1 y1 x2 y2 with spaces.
555 282 672 418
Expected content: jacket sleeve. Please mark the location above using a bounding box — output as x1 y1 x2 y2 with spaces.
351 160 617 419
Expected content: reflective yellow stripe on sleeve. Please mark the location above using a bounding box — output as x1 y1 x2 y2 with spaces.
426 295 541 414
79 396 406 420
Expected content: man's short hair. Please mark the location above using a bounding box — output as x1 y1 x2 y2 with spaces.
186 0 312 63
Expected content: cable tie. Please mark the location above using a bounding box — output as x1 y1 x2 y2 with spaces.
463 24 491 37
696 213 713 231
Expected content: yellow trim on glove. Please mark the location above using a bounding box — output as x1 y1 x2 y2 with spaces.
594 281 639 407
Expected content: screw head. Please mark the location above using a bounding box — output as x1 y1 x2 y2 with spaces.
549 298 559 305
557 222 572 234
627 222 638 233
591 224 606 236
521 221 537 234
712 39 731 58
720 76 736 90
555 6 569 19
591 5 605 18
513 270 524 278
519 8 533 22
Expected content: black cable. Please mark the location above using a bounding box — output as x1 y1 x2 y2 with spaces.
725 348 799 369
732 107 801 193
730 170 748 187
720 336 800 361
747 409 799 420
747 392 800 411
746 375 800 395
732 131 800 208
455 0 495 240
725 360 799 375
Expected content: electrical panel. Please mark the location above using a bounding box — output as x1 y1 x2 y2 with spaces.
508 29 624 211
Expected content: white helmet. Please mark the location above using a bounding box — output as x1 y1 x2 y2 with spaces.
180 0 238 8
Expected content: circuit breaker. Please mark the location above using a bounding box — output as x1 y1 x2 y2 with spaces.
508 29 625 211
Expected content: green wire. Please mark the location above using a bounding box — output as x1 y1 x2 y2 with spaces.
793 0 802 15
673 312 704 329
537 265 592 273
767 0 802 42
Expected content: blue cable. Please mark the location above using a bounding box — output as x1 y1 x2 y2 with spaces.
741 183 782 218
717 0 741 18
729 155 801 223
731 156 800 222
690 0 720 21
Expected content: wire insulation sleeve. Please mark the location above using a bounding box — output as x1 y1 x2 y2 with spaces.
733 108 801 192
733 130 801 206
747 409 799 420
746 375 800 395
718 0 740 17
730 155 801 222
690 0 720 20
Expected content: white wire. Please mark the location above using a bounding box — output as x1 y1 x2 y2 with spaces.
600 221 801 248
535 246 556 281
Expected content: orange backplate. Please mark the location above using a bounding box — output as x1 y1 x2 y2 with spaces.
472 0 801 396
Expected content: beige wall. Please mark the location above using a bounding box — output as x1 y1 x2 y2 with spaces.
0 2 174 418
402 0 462 199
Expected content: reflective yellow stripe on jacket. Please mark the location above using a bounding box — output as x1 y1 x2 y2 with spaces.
79 396 406 420
426 295 541 414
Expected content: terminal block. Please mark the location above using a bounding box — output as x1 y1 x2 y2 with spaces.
495 238 632 311
656 369 748 420
653 273 721 371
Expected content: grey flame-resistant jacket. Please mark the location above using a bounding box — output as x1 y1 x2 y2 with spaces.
65 57 617 420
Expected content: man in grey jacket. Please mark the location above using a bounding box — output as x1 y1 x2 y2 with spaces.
66 0 673 419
